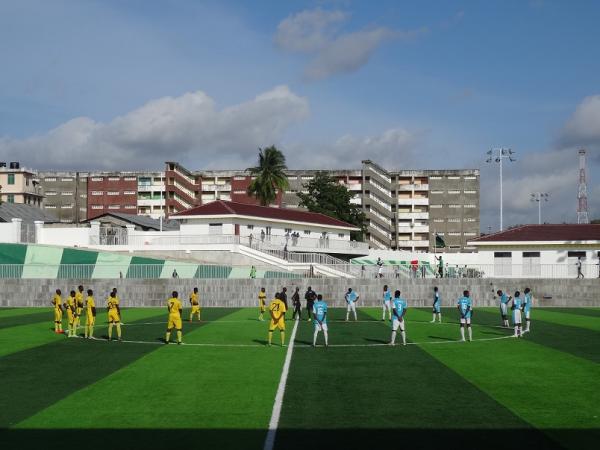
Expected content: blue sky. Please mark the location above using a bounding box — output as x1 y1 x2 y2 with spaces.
1 0 599 229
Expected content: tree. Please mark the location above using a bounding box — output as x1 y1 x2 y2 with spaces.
297 172 366 241
246 146 289 206
591 219 600 224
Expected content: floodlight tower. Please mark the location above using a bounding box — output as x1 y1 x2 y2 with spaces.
486 147 516 231
530 192 549 224
577 149 589 224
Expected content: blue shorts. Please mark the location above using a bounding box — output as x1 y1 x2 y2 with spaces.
432 303 441 313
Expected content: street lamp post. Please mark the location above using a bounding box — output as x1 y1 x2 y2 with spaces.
530 192 549 225
486 148 516 231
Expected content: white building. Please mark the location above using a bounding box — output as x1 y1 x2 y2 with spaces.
468 224 600 278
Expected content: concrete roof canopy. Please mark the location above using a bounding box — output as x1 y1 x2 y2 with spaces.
83 212 180 231
471 224 600 243
0 203 59 223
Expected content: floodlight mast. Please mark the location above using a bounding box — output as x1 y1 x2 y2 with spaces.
486 148 516 231
530 192 549 224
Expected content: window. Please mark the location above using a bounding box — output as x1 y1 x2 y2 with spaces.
107 191 119 196
567 251 586 258
80 194 87 198
448 204 461 208
124 177 136 181
91 205 103 210
464 232 477 236
108 177 120 181
233 176 246 181
60 219 72 223
523 251 541 276
46 205 57 209
61 204 73 209
61 178 73 182
433 218 444 223
247 225 254 230
494 252 512 276
124 205 136 209
448 218 460 222
464 176 477 180
465 218 476 222
234 190 245 194
447 176 460 180
44 177 56 182
448 232 461 236
464 204 477 208
124 191 136 195
46 191 57 196
91 177 103 182
338 233 345 238
429 176 442 180
301 176 313 180
7 174 15 185
448 190 460 194
209 223 223 235
464 190 477 194
108 204 120 209
285 228 292 233
91 191 103 196
61 192 73 196
430 204 442 209
430 190 444 194
304 230 311 235
7 194 14 203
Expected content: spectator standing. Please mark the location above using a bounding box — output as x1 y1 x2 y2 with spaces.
576 257 584 279
292 287 301 320
250 265 257 279
305 286 316 321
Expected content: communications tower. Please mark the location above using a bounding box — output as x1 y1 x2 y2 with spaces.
577 149 589 224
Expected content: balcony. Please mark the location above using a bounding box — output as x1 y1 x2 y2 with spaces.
397 212 429 219
395 240 430 247
398 184 429 191
397 198 428 206
202 184 231 192
396 224 430 233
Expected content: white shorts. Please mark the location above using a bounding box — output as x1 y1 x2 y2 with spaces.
512 309 522 324
392 318 405 331
383 300 391 310
346 302 356 312
314 322 328 332
460 317 471 325
500 303 508 316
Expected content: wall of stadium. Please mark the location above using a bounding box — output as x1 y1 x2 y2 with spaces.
1 277 598 308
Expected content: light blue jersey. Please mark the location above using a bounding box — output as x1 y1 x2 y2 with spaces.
383 290 392 303
500 293 510 304
392 297 407 322
313 300 328 324
523 294 532 313
433 291 441 313
346 291 357 304
457 296 472 319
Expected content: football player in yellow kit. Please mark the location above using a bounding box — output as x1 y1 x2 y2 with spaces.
165 291 183 345
74 285 84 333
107 291 122 341
189 287 200 322
84 289 96 339
64 290 77 337
268 293 287 346
258 287 267 321
51 289 64 334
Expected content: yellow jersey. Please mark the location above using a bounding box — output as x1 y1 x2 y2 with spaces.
65 296 76 312
190 293 199 305
258 291 266 307
269 299 286 320
86 296 96 316
75 291 84 309
168 298 183 316
107 297 120 311
52 294 62 309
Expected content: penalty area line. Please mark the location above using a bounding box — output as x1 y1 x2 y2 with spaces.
263 318 299 450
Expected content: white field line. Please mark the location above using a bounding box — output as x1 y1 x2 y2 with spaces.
263 318 299 450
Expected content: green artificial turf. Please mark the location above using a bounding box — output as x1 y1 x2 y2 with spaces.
0 306 598 450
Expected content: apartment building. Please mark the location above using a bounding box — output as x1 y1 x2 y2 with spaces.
38 171 88 223
87 173 138 219
0 162 44 207
137 172 166 218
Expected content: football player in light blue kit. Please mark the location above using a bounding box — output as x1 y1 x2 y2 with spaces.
382 285 392 321
344 288 359 322
511 291 523 338
312 294 328 348
497 290 512 328
390 290 407 346
457 290 473 342
430 286 442 323
523 287 533 333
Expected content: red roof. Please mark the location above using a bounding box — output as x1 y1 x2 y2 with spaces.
472 224 600 243
172 200 358 229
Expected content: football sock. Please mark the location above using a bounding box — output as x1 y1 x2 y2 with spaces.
346 312 349 321
401 331 406 345
189 313 193 321
268 331 273 344
438 313 442 323
460 327 465 340
89 326 94 338
431 313 436 322
313 329 318 346
177 331 182 343
324 331 328 346
280 330 285 345
391 331 397 344
468 326 472 341
514 326 518 336
353 311 357 321
116 323 122 339
165 331 171 342
108 323 113 339
54 321 58 332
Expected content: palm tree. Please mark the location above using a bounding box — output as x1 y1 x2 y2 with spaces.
246 146 289 206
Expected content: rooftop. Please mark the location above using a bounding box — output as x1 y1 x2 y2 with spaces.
471 224 600 243
0 203 59 223
172 200 358 229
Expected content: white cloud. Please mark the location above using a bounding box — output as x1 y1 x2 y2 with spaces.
285 127 423 168
0 85 309 170
275 8 424 80
561 95 600 147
